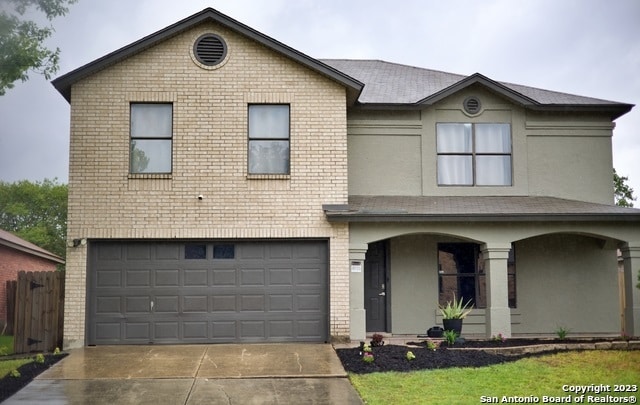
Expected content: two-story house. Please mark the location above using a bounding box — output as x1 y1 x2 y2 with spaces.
53 8 640 349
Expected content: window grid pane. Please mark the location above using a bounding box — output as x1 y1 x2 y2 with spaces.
131 104 172 138
436 123 511 186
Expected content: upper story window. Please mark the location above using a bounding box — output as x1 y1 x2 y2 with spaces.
248 104 290 175
130 103 173 174
436 123 512 186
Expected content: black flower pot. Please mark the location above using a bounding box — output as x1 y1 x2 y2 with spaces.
442 319 463 335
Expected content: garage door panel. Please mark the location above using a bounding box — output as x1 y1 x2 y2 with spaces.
154 322 179 339
155 269 180 286
240 268 265 286
183 296 208 312
126 269 150 287
212 269 236 286
126 244 152 260
269 294 293 312
96 296 121 314
125 296 151 313
97 270 121 287
89 240 328 344
184 269 208 286
212 295 236 312
183 322 208 339
269 268 293 286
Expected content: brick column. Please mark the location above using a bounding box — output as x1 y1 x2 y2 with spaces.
481 244 512 338
621 243 640 336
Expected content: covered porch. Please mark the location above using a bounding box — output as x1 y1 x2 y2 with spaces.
324 196 640 341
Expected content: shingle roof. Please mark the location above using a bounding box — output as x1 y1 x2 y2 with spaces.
321 59 633 118
0 229 64 264
323 195 640 222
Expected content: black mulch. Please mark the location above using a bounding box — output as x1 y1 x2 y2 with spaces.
336 338 624 374
0 353 67 402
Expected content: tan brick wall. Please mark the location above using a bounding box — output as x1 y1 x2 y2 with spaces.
64 22 349 347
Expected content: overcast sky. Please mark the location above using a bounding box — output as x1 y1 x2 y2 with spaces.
0 0 638 199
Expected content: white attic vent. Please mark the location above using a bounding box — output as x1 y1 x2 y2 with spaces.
463 96 481 115
193 34 227 66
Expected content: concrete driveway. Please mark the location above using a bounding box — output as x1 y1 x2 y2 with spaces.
5 344 363 404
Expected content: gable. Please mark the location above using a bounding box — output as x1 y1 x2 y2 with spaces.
52 8 363 104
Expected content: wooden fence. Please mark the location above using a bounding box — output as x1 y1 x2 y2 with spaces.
6 271 64 353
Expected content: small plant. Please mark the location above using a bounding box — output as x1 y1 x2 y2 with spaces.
555 325 570 340
438 293 473 319
362 343 372 353
620 332 631 342
370 333 385 347
35 353 45 364
406 351 416 361
492 333 507 343
362 352 375 363
425 339 439 351
443 329 458 346
0 345 8 356
10 369 20 378
53 347 61 355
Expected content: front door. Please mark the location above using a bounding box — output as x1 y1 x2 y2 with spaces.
364 240 388 332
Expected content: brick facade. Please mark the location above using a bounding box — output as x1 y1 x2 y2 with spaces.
64 22 350 348
0 245 58 325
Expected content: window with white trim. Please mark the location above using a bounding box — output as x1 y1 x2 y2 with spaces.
437 123 512 186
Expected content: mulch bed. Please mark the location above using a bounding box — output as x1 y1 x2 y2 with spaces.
0 353 67 402
336 338 625 374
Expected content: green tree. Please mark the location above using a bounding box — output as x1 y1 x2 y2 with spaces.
0 0 77 95
614 168 635 207
0 179 68 260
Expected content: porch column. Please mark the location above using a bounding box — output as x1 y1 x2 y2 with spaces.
481 243 512 338
349 244 368 341
621 243 640 336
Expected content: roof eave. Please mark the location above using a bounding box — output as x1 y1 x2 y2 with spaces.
324 212 640 223
526 103 634 120
0 239 65 264
52 8 363 104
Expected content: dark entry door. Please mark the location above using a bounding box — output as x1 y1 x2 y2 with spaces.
364 240 388 332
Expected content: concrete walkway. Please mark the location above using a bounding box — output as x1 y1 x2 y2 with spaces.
5 344 363 404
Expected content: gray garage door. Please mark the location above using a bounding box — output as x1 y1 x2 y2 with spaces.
87 240 328 344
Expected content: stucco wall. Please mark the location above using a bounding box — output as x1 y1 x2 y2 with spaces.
513 234 619 335
64 21 350 347
347 85 615 204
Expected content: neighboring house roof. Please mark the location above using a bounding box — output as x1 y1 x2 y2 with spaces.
321 59 633 119
324 196 640 222
0 229 64 264
51 8 364 104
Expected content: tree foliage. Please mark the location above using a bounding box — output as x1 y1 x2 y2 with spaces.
0 178 67 260
0 0 77 95
614 169 636 207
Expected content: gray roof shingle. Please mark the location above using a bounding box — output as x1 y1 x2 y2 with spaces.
321 59 632 115
324 195 640 222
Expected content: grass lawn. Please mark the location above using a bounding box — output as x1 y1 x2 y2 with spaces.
350 351 640 404
0 358 32 379
0 335 13 355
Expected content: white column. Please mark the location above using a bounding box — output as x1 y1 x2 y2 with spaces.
481 243 512 338
621 243 640 336
349 244 368 341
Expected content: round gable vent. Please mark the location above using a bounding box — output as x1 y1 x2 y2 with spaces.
193 34 227 66
463 96 481 115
